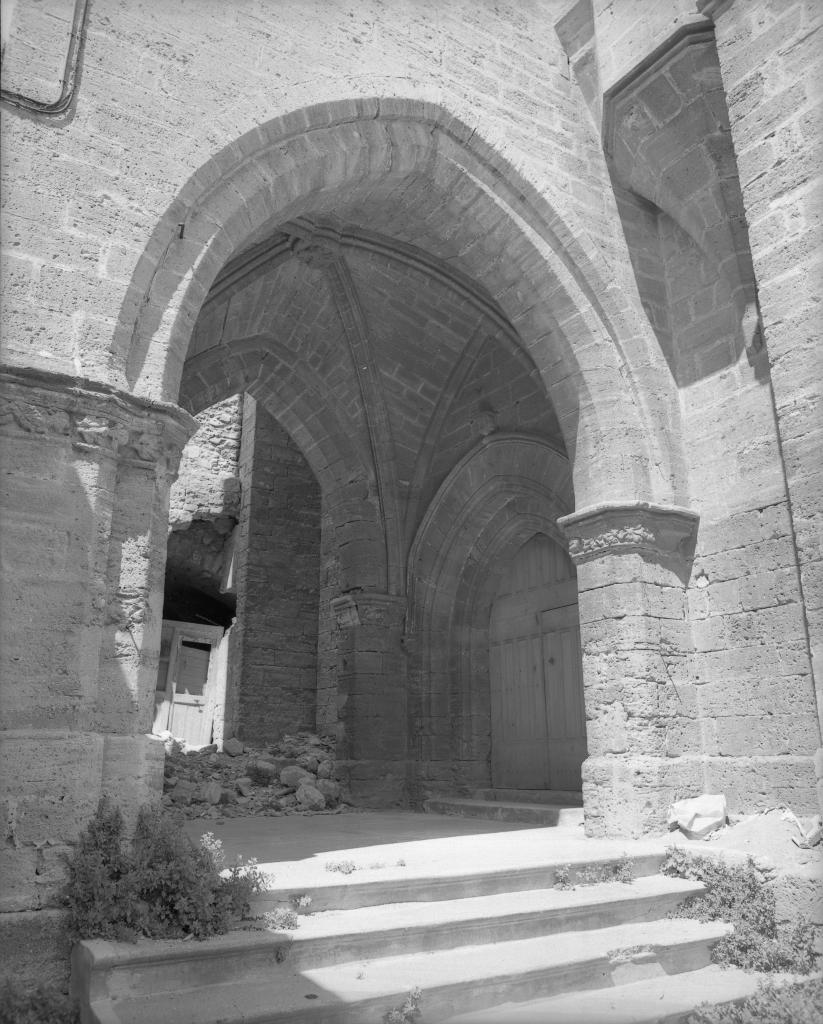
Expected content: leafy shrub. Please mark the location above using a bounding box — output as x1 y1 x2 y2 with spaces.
0 981 80 1024
61 797 144 941
130 805 236 938
62 797 270 942
662 847 818 974
687 976 823 1024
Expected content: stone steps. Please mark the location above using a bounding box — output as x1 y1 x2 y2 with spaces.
72 847 738 1024
74 917 731 1024
251 848 666 913
423 795 584 826
437 964 765 1024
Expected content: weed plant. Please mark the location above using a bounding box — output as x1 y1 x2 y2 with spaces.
554 864 573 889
554 854 634 890
384 986 423 1023
62 797 269 942
325 858 358 874
662 847 817 974
265 907 299 930
687 976 823 1024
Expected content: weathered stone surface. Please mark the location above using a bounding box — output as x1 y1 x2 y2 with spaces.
252 758 280 780
223 738 244 757
296 784 326 811
200 780 223 805
235 777 254 797
280 765 316 790
169 779 196 805
316 778 341 803
297 753 321 773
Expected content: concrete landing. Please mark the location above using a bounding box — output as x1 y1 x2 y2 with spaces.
423 795 584 826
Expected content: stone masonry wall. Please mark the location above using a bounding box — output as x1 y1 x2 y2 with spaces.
1 0 822 987
583 1 821 818
708 0 823 777
168 394 242 530
233 397 321 745
164 394 243 620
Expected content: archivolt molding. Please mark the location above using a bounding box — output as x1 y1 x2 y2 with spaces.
408 433 572 625
558 501 699 563
0 366 196 477
119 99 685 507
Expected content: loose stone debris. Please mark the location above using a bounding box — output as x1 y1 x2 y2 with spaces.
159 731 351 820
667 793 727 840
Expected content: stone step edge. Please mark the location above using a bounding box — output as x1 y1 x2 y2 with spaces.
424 797 582 816
83 919 733 1024
252 851 666 912
471 788 584 806
74 875 706 984
436 963 769 1024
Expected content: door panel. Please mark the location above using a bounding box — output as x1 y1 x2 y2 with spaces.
152 621 224 748
542 607 586 791
489 534 586 791
152 623 175 733
169 640 212 747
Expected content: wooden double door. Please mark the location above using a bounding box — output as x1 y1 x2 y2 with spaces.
489 534 586 792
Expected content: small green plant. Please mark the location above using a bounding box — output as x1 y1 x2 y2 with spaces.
292 893 313 909
62 797 270 942
325 858 357 874
687 976 823 1024
265 908 299 930
607 944 652 960
574 855 634 887
554 864 573 889
384 986 423 1023
0 981 80 1024
199 831 225 866
662 847 818 974
199 831 271 919
614 852 635 884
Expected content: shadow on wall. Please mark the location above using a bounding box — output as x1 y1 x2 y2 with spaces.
603 28 764 389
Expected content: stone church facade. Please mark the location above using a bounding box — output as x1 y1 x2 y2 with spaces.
1 0 820 981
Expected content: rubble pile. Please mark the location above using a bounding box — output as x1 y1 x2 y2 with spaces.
160 731 349 820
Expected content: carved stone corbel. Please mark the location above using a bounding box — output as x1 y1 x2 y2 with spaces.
0 366 197 479
558 501 699 564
